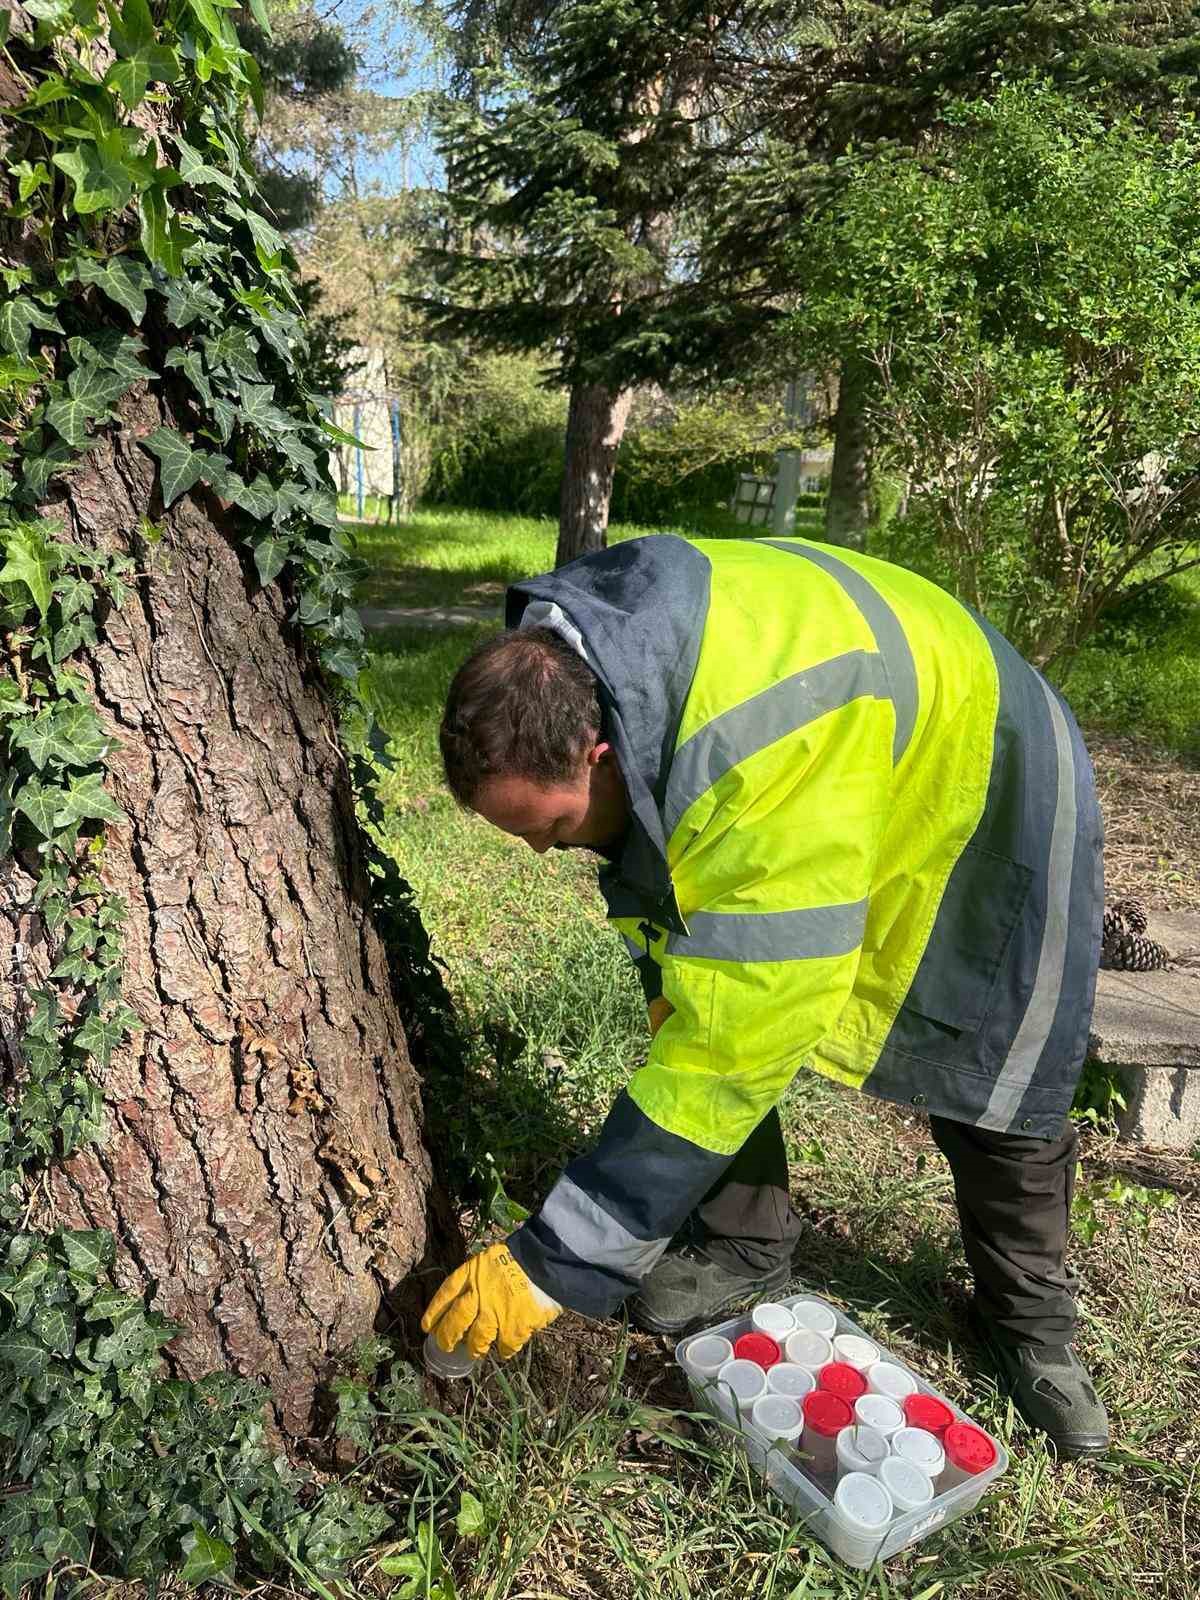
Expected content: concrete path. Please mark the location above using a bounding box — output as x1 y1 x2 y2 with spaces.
360 604 502 631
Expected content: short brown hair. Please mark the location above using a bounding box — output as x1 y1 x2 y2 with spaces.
440 626 602 804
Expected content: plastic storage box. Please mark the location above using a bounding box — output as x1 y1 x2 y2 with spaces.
675 1292 1007 1568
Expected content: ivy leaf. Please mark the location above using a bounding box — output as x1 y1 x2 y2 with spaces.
54 770 124 827
186 0 228 45
237 206 286 271
40 1520 90 1566
455 1492 486 1538
0 1334 49 1379
238 378 293 433
179 1525 236 1587
31 1304 74 1358
0 1545 50 1599
174 134 237 195
91 1311 152 1367
14 778 60 837
226 473 275 520
45 363 131 447
60 1229 114 1280
68 331 147 385
105 0 179 106
53 136 135 216
321 644 360 679
165 347 213 407
208 393 237 445
0 298 63 358
75 257 152 323
140 426 206 506
0 522 58 618
205 326 260 379
21 439 77 499
139 185 194 275
253 532 289 585
74 1005 137 1069
163 276 222 330
12 704 112 771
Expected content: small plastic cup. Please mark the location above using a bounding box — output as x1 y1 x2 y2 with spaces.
784 1328 833 1373
941 1422 999 1489
800 1390 852 1477
835 1422 889 1479
683 1334 734 1379
752 1302 797 1340
766 1362 815 1402
717 1357 768 1413
902 1392 956 1440
790 1298 838 1337
422 1331 480 1380
879 1453 935 1513
751 1393 804 1443
833 1470 894 1532
733 1331 782 1370
818 1361 869 1403
867 1360 919 1402
892 1425 946 1484
832 1332 880 1372
854 1393 904 1441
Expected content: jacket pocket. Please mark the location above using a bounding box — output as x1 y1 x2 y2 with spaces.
899 844 1033 1033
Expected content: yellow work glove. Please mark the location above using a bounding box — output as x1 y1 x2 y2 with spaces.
421 1243 560 1360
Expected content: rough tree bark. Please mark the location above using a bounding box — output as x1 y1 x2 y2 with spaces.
0 384 452 1438
824 354 873 551
555 383 634 566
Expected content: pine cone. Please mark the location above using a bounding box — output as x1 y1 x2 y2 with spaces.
1102 930 1171 972
1110 897 1148 934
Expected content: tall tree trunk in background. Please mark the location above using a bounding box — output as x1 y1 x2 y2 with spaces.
556 383 634 565
824 354 873 550
0 385 452 1438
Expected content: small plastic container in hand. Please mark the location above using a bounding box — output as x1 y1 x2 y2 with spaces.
879 1454 935 1513
819 1361 869 1403
752 1302 798 1340
785 1328 834 1373
835 1422 889 1479
829 1472 895 1565
718 1357 769 1413
941 1422 999 1489
892 1425 946 1484
734 1331 782 1369
832 1332 880 1372
853 1393 904 1442
902 1392 955 1440
767 1362 816 1402
751 1393 804 1443
866 1360 919 1403
683 1333 735 1379
800 1390 852 1477
423 1331 481 1380
790 1298 839 1337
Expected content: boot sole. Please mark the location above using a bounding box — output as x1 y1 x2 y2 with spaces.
630 1262 793 1338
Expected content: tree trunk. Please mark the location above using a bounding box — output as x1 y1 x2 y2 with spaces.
556 383 633 566
0 387 450 1439
824 354 873 551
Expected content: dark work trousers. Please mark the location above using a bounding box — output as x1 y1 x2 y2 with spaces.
691 1106 1079 1347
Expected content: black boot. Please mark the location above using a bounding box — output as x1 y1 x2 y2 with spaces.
630 1245 791 1336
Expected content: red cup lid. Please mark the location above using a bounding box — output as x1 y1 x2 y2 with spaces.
802 1389 853 1437
733 1331 782 1369
943 1422 997 1474
818 1361 868 1401
902 1393 955 1437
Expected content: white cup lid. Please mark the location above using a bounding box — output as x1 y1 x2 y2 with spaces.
880 1455 934 1510
752 1302 797 1338
790 1299 838 1336
784 1329 833 1370
751 1394 803 1439
837 1423 889 1468
854 1394 904 1434
767 1362 815 1400
833 1332 880 1369
893 1426 946 1473
834 1471 894 1531
867 1360 919 1401
717 1358 768 1402
685 1334 734 1372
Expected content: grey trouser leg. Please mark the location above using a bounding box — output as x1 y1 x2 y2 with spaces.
930 1113 1079 1346
688 1107 804 1276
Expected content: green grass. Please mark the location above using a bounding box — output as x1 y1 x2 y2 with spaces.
353 551 1200 1599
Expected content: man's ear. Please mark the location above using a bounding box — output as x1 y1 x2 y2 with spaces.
585 740 612 767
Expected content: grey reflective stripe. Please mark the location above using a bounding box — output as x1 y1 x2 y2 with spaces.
980 681 1077 1130
538 1176 670 1279
667 898 867 963
663 651 888 841
622 935 644 961
762 540 918 763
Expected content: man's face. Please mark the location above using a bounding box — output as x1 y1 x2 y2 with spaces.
472 743 629 855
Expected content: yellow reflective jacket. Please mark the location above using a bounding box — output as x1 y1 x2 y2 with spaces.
507 536 1102 1317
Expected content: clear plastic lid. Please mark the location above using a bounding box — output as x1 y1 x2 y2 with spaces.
834 1471 894 1531
866 1360 919 1402
785 1329 833 1372
684 1334 735 1375
752 1302 798 1339
879 1454 935 1511
836 1423 890 1473
892 1426 946 1477
751 1394 804 1441
717 1357 768 1404
766 1362 815 1401
854 1393 904 1437
833 1332 880 1371
790 1298 838 1337
422 1332 479 1380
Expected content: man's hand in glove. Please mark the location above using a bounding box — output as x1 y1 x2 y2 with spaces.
422 1242 560 1359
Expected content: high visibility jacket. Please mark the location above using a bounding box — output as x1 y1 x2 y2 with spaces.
505 535 1103 1318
